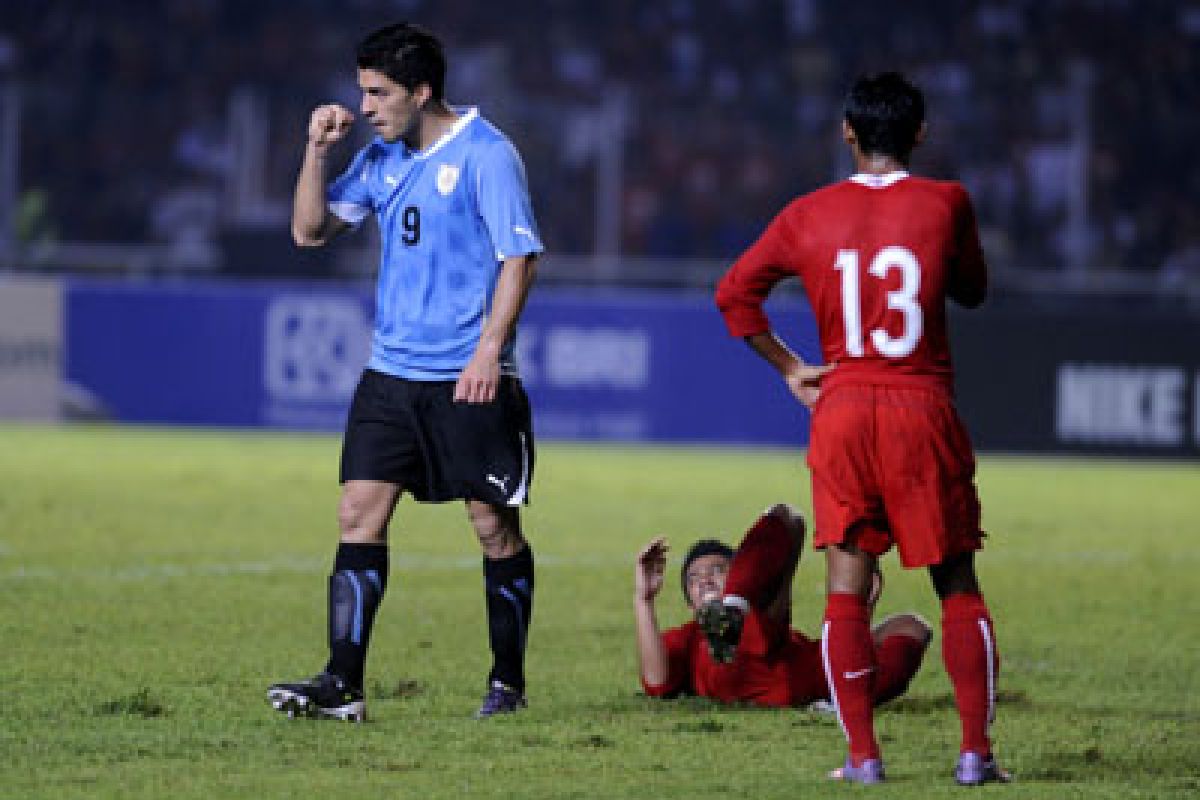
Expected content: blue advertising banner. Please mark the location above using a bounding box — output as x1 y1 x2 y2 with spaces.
63 281 820 447
517 289 820 445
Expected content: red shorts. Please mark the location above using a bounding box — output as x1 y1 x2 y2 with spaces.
808 384 983 568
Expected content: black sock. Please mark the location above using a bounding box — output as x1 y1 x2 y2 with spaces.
324 543 389 691
483 545 535 693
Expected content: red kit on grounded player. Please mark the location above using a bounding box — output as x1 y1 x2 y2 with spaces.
635 504 930 711
714 72 1009 786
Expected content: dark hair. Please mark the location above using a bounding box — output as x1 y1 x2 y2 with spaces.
844 72 925 162
356 22 446 100
680 539 734 602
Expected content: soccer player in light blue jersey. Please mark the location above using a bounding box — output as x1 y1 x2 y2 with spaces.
268 22 543 722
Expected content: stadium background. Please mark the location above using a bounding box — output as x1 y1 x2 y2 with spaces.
2 5 1199 799
1 0 1198 453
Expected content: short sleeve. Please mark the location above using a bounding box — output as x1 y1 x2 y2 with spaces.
474 139 544 260
326 146 375 227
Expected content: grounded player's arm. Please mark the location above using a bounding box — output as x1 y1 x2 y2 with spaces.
635 603 671 689
292 105 354 247
744 332 832 410
634 538 671 688
454 253 538 403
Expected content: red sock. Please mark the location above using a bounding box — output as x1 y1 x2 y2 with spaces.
872 633 927 705
723 512 795 607
822 592 880 763
941 592 999 755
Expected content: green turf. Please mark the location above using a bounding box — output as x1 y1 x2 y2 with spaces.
1 424 1197 798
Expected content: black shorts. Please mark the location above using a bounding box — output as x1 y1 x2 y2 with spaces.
339 369 535 505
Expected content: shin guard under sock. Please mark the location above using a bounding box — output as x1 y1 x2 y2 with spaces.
483 546 535 692
822 592 880 763
325 542 389 690
942 592 999 755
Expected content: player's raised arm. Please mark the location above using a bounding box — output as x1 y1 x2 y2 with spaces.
634 538 671 688
292 104 355 247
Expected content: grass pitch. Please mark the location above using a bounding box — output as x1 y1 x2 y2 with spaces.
1 424 1197 798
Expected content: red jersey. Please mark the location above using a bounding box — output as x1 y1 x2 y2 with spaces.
716 172 987 393
641 611 828 707
640 612 928 707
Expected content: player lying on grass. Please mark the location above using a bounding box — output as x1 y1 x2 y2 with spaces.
635 504 929 710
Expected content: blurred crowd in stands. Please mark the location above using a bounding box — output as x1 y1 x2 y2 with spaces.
3 0 1198 283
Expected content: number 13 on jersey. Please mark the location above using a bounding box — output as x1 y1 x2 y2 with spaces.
834 246 924 359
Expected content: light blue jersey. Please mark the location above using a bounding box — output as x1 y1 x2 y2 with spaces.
327 107 543 380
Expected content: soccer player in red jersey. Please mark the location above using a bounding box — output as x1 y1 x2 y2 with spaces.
635 504 929 711
714 73 1009 785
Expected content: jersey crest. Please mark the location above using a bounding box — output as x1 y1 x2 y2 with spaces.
436 163 460 196
325 108 544 381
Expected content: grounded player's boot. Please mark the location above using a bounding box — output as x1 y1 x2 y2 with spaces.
267 672 366 722
474 680 527 719
697 599 744 664
955 752 1011 785
828 757 885 784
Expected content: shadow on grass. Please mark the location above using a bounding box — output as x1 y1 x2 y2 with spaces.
371 678 426 700
886 689 1031 715
673 719 724 734
1021 746 1200 788
890 689 1200 727
886 690 1200 786
366 760 422 773
93 687 167 718
574 734 616 748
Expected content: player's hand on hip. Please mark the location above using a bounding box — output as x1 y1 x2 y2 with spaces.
308 104 355 150
635 537 670 602
454 355 500 403
785 363 834 409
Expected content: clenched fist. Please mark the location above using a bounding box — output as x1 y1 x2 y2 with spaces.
308 104 355 149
